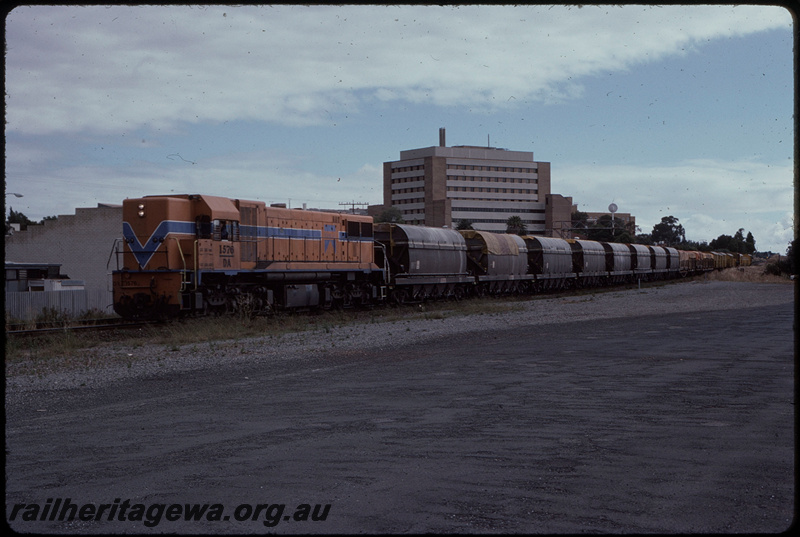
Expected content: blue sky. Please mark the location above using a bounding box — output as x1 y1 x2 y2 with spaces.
4 4 794 252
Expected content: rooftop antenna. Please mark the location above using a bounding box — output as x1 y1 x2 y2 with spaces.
339 201 368 214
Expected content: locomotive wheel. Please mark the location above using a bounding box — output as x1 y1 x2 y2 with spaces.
326 284 346 309
346 283 362 301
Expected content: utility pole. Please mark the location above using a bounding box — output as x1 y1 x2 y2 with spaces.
339 201 368 214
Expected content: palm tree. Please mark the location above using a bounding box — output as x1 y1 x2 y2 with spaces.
456 219 474 230
505 215 527 235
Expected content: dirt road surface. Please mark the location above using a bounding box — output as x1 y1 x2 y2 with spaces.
5 283 795 533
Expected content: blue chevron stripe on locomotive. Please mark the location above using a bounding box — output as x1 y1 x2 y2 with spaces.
126 221 371 268
123 220 196 268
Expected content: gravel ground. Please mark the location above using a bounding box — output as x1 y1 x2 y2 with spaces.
5 280 794 401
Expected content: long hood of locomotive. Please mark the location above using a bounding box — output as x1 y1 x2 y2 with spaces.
124 222 369 266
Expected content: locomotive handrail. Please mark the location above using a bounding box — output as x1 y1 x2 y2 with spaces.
194 240 199 290
375 242 390 285
170 237 188 291
106 238 125 271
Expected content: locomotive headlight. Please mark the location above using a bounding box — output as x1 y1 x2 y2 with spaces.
138 203 145 217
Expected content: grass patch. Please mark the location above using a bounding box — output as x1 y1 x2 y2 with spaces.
4 297 528 363
5 328 95 364
702 266 792 284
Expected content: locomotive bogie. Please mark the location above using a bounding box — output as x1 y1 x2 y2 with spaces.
113 269 185 319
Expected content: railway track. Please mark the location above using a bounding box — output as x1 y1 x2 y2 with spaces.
7 277 684 339
6 318 153 337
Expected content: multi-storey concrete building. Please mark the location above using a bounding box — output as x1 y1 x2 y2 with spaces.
545 194 575 239
380 129 551 233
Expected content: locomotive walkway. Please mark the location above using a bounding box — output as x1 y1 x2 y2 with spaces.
5 281 795 533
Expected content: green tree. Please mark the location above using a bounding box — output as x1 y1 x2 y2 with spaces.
709 234 735 251
571 210 589 232
651 216 685 246
745 231 756 254
6 207 37 233
505 215 527 235
680 239 709 251
764 239 795 276
587 214 629 243
615 230 634 244
374 207 404 224
455 219 474 230
710 228 755 253
7 207 35 227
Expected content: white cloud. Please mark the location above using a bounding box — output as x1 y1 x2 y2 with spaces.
7 147 383 222
559 158 794 252
5 4 790 135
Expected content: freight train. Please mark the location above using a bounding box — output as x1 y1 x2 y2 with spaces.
109 194 751 320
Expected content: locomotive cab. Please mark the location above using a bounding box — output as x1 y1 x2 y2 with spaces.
112 194 242 319
112 195 197 319
196 218 241 271
191 195 242 273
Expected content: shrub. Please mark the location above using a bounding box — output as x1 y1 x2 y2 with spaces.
764 259 792 277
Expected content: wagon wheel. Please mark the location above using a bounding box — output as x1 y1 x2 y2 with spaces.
519 281 532 295
391 288 408 306
452 286 465 301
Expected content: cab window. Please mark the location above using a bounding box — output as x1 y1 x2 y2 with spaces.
212 219 239 241
196 216 212 239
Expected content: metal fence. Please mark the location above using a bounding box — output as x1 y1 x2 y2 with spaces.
5 289 115 321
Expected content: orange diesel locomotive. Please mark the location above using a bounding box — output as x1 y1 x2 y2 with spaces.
111 194 379 319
